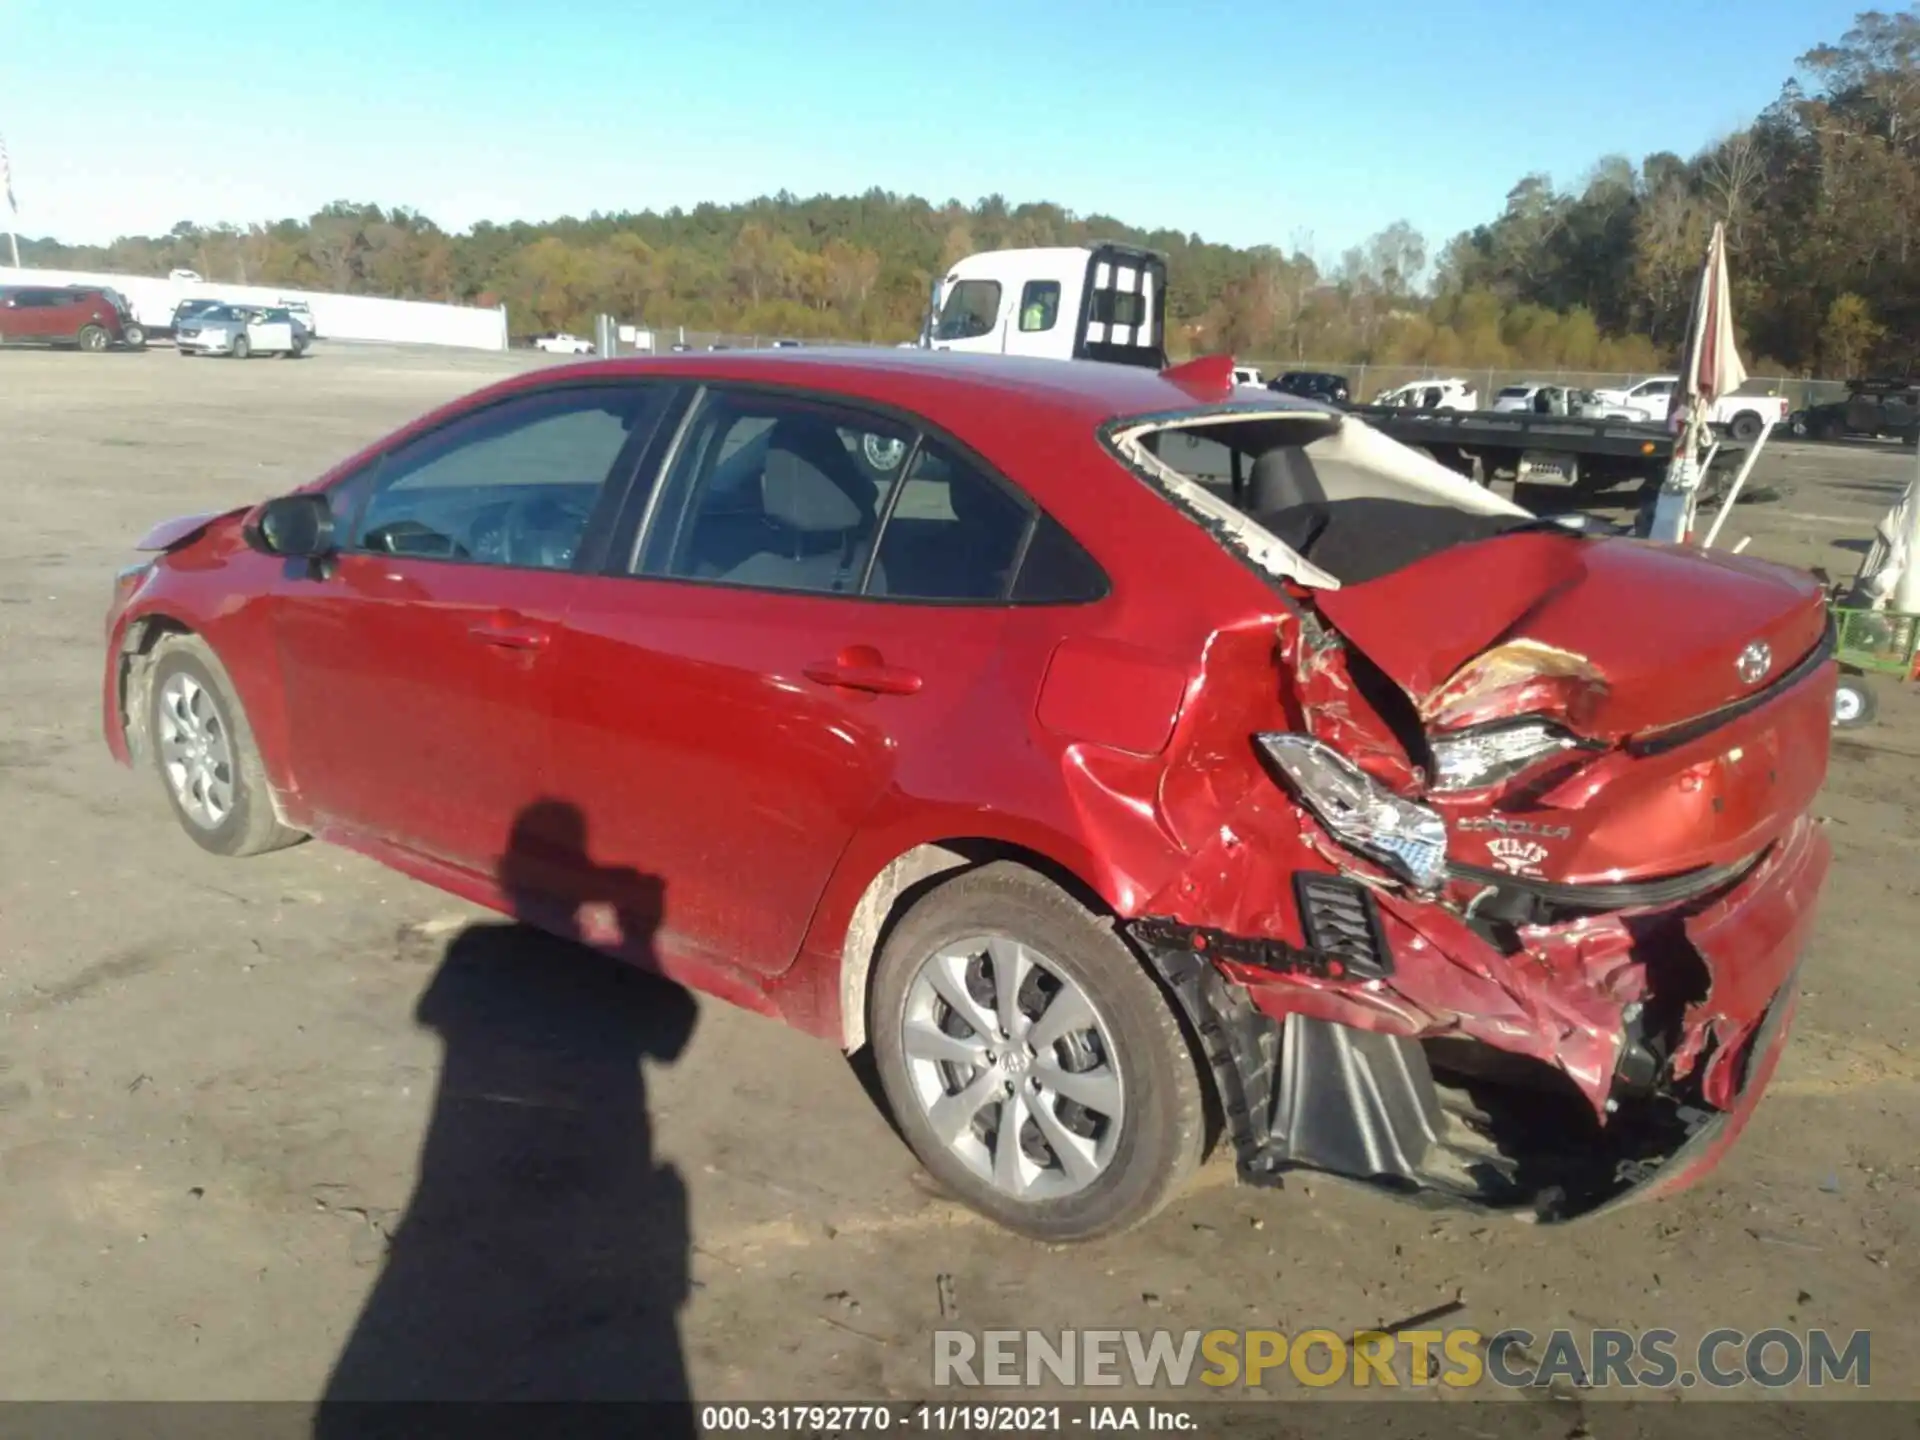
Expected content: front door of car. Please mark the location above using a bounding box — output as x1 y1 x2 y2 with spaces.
543 388 1051 988
269 382 667 879
1632 378 1675 420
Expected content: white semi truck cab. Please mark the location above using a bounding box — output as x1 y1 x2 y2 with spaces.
922 243 1168 368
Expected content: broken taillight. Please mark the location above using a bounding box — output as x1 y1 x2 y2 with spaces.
1255 732 1448 891
1427 717 1585 793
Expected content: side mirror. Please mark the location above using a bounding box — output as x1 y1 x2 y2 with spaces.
245 493 336 558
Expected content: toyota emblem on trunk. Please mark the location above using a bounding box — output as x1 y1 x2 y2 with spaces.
1736 640 1773 686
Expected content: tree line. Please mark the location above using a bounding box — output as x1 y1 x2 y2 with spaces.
20 7 1920 376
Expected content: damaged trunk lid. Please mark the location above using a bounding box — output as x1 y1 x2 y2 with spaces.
1312 528 1835 887
1313 529 1829 739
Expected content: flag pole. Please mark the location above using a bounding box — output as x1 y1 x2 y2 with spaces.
0 131 17 269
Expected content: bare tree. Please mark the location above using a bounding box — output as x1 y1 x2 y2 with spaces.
1701 129 1765 245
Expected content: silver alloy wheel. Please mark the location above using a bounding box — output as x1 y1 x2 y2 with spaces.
1833 684 1864 726
900 935 1125 1201
156 671 236 829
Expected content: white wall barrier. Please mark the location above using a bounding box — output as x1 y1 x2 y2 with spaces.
0 266 509 351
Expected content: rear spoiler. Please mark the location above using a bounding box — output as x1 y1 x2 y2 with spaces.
1161 353 1240 400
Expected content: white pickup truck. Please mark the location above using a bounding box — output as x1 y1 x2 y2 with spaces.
1583 375 1788 442
532 332 595 355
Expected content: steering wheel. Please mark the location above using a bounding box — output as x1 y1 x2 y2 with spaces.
499 492 592 570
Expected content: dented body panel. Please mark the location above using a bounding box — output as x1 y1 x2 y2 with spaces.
1315 531 1830 737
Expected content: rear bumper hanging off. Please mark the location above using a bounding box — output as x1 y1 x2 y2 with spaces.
1131 820 1826 1222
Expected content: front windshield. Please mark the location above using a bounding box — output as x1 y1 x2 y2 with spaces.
933 279 1002 341
200 305 240 322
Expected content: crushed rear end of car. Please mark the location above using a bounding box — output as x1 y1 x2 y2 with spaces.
1108 401 1834 1222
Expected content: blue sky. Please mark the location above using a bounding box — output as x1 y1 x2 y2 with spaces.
5 0 1872 260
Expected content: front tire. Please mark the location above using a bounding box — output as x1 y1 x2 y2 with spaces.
869 862 1205 1243
77 325 108 353
122 324 147 349
146 636 304 857
231 335 251 360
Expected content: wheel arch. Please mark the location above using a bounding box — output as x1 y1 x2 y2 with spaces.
115 612 199 764
115 611 303 829
828 833 1120 1054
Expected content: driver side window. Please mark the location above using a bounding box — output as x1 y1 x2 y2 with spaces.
347 386 661 571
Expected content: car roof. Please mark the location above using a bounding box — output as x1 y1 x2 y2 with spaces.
517 349 1335 430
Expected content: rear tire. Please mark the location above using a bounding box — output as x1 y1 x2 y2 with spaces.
145 635 304 858
869 861 1206 1243
1728 410 1763 443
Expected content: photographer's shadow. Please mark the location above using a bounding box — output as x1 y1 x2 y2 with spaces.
316 799 698 1419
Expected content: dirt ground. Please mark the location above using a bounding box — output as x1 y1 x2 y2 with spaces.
0 343 1914 1408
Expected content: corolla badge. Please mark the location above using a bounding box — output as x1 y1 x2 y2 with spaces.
1736 640 1773 686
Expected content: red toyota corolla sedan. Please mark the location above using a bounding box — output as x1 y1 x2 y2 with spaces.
102 349 1834 1241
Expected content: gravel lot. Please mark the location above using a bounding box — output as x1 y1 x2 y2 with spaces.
0 343 1915 1408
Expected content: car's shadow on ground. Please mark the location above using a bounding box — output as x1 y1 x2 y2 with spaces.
313 800 699 1437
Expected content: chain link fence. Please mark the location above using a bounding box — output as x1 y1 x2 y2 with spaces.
540 325 1856 412
1236 362 1849 411
516 325 900 357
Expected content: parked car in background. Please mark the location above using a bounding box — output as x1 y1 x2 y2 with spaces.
771 338 804 349
1790 377 1920 443
532 332 595 355
171 299 228 343
1270 370 1351 406
278 300 319 340
1232 365 1264 388
0 284 131 352
1495 383 1557 413
175 304 311 359
1587 374 1788 441
1375 377 1480 411
103 348 1833 1243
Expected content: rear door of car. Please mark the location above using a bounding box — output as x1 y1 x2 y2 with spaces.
541 383 1097 987
250 312 294 351
268 380 673 876
48 290 96 339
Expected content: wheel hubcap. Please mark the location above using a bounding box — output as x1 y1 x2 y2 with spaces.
157 673 235 828
900 936 1125 1201
1834 688 1863 723
864 434 906 472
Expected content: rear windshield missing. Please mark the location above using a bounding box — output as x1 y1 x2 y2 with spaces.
1106 409 1529 589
